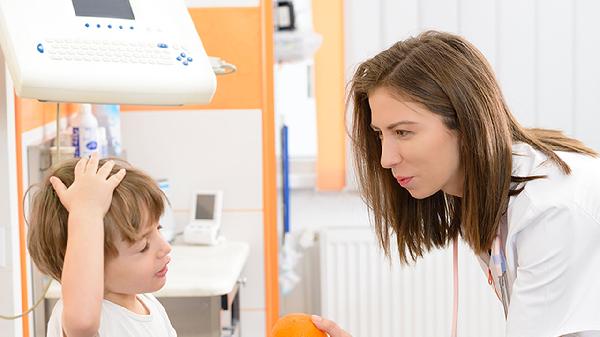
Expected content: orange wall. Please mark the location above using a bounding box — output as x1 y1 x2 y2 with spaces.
313 0 346 191
259 0 279 334
13 95 29 337
122 8 263 111
18 101 77 132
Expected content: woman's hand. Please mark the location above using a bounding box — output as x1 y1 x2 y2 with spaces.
311 315 353 337
49 152 126 218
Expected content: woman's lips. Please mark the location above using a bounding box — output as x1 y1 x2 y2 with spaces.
396 176 413 187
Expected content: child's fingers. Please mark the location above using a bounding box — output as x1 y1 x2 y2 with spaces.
97 160 115 180
107 168 126 188
74 156 88 178
49 176 68 198
85 152 100 175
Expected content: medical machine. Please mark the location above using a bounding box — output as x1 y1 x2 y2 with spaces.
0 0 216 105
184 190 223 245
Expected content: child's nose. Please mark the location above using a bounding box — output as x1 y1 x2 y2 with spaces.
158 237 172 258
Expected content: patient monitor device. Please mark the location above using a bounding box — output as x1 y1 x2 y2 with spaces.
0 0 216 105
184 190 223 245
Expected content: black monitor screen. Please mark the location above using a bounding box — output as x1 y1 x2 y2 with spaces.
195 195 215 220
72 0 135 20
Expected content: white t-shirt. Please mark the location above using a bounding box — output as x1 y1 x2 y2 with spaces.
46 294 177 337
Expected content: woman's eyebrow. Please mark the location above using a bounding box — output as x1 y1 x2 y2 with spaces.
370 120 418 130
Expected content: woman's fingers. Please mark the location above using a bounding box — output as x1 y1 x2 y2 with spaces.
311 316 352 337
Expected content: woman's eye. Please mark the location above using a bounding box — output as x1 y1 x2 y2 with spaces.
395 130 411 137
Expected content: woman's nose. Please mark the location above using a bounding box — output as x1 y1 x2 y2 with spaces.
380 138 402 169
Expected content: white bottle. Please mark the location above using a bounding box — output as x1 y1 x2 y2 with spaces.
71 104 99 158
97 127 108 158
92 104 122 157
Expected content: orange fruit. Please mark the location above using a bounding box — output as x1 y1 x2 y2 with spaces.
271 313 327 337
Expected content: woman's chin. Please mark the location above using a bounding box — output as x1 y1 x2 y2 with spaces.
407 188 436 200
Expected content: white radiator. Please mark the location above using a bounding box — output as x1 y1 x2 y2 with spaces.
319 227 506 337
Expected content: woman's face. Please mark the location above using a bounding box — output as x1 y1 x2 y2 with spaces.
368 86 464 199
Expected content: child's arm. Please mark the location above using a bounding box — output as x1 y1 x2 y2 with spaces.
49 153 126 337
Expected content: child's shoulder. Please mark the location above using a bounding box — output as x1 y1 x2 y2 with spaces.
138 293 168 315
48 295 176 337
45 299 64 337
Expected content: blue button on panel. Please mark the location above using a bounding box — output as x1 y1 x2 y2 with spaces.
187 57 193 62
180 52 186 58
97 24 101 28
85 23 90 28
129 26 134 30
119 25 123 29
36 43 44 53
176 56 182 61
157 43 168 48
183 61 188 66
108 24 112 29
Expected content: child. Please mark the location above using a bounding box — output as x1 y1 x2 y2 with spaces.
28 153 176 337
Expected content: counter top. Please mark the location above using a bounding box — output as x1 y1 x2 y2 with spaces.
46 240 250 299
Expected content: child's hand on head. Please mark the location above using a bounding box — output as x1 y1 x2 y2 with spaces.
49 152 126 218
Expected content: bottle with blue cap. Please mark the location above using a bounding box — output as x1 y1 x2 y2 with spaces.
71 104 99 158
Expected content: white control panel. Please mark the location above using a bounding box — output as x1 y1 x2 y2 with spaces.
0 0 216 105
184 190 223 246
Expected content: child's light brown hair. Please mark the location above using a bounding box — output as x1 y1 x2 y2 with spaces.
27 158 165 282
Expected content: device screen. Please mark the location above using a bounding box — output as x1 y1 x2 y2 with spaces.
72 0 135 20
195 195 215 220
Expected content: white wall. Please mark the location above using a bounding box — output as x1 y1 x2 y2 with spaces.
0 59 23 337
283 0 600 333
121 109 266 337
274 61 318 159
345 0 600 152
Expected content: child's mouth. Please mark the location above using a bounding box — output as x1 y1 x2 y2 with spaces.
155 264 168 277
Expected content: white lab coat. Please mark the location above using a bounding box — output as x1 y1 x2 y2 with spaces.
478 142 600 337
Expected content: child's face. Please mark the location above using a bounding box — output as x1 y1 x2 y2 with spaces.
104 221 172 296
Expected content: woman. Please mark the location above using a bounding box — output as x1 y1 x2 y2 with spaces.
312 31 600 337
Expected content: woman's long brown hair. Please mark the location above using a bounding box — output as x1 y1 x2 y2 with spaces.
350 31 597 263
